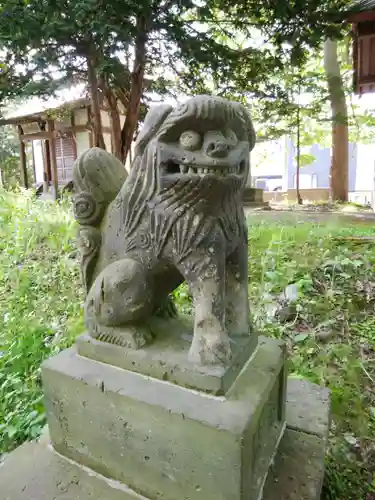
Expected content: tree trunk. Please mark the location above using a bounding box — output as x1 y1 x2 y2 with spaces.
324 38 348 202
296 132 302 205
296 93 303 205
47 119 59 200
121 14 148 164
87 54 106 150
106 88 122 160
18 126 28 189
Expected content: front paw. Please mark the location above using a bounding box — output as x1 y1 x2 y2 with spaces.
188 331 232 365
92 324 154 349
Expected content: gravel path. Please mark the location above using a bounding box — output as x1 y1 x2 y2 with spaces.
244 208 375 225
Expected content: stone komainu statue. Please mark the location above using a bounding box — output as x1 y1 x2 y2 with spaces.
73 95 256 365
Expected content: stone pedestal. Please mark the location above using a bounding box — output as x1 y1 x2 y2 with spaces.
42 336 286 500
0 322 331 500
75 316 259 396
0 376 330 500
243 187 269 209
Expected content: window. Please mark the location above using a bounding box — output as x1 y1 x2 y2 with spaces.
55 133 76 183
255 179 267 190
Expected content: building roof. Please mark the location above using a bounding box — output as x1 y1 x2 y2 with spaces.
0 84 89 125
351 0 375 11
344 0 375 28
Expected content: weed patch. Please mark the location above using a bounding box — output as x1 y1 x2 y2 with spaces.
0 190 83 451
0 192 374 499
175 218 375 499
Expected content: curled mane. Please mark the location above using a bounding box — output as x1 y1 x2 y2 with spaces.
157 95 255 147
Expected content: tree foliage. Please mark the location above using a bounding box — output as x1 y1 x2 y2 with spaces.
0 0 353 162
0 125 20 187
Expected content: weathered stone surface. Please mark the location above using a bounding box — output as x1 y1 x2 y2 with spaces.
42 337 286 500
76 315 258 395
286 378 331 438
0 377 329 500
243 187 265 203
0 433 146 500
262 377 331 500
263 377 331 500
73 96 257 365
262 429 326 500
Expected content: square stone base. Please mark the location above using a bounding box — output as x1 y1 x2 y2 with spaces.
243 187 264 203
42 337 286 500
0 378 330 500
76 315 258 396
243 188 270 209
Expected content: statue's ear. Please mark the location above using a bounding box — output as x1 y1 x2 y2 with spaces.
134 104 173 156
247 116 256 152
233 103 256 152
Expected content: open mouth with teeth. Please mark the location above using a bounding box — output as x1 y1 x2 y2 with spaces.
162 160 246 177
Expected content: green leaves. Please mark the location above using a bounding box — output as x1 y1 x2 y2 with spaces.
244 215 375 499
0 191 82 453
0 0 356 127
294 332 309 343
0 189 374 496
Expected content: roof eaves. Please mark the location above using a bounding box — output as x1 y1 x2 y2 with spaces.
0 97 90 125
347 0 375 12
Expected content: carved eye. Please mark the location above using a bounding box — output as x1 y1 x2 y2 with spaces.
179 130 202 151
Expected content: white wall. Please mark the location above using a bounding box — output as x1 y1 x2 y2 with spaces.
55 115 71 129
75 108 88 126
21 122 40 134
355 143 375 191
103 132 112 154
100 110 111 128
76 131 91 156
33 140 44 184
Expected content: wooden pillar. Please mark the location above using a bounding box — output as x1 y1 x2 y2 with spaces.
71 112 78 159
38 121 50 193
30 141 36 186
88 106 94 147
41 140 49 193
45 140 52 183
17 125 28 189
47 119 58 200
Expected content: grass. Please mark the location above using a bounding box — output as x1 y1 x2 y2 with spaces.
176 218 375 499
245 220 375 500
0 190 374 498
0 190 83 452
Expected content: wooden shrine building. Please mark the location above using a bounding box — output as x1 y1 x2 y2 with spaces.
0 95 126 199
347 0 375 94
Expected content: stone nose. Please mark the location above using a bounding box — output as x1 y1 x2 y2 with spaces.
204 131 231 158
